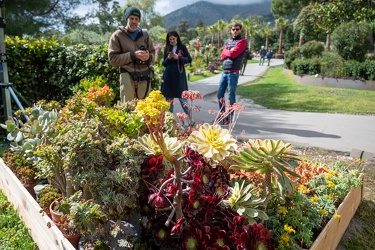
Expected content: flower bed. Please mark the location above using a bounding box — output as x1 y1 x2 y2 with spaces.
0 159 364 249
0 85 365 249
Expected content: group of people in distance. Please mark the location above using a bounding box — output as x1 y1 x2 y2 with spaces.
108 6 274 126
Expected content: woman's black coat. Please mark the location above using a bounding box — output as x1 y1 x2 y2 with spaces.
161 44 192 98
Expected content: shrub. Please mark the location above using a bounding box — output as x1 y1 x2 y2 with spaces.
299 40 324 59
343 60 365 79
363 59 375 80
291 58 320 75
284 47 301 69
331 20 372 62
320 52 345 78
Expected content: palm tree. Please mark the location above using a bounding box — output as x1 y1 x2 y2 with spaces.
216 19 227 48
242 18 254 53
260 25 273 51
208 24 218 46
275 17 290 55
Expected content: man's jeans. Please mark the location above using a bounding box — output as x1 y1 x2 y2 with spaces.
259 56 265 65
217 71 240 112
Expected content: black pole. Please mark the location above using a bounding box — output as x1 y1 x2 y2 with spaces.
0 1 29 121
0 0 12 121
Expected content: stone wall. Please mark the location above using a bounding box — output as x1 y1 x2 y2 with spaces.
283 69 375 91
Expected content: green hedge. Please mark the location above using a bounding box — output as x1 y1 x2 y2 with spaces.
291 58 320 75
343 59 375 80
3 36 163 107
4 36 119 104
285 40 375 80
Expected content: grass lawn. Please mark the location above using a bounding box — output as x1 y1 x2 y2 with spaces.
237 66 375 115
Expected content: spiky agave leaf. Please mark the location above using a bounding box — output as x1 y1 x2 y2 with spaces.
231 139 301 199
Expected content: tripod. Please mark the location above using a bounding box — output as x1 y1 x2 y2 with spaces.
0 0 29 122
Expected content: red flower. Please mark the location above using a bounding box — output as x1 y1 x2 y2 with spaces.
148 192 167 208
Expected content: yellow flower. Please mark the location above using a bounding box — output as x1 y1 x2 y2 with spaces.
277 206 288 215
327 180 335 188
136 90 169 125
310 196 319 203
328 170 337 175
187 123 237 163
278 232 291 246
333 214 341 219
318 209 326 215
284 224 296 234
298 184 308 194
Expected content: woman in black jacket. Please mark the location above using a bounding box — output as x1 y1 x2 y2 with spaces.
161 31 192 123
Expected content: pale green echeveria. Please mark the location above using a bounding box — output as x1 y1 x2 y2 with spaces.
138 133 184 156
187 123 237 164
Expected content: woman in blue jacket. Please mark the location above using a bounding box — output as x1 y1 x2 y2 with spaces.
161 31 192 123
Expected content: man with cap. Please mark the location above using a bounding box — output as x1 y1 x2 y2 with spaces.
108 6 155 102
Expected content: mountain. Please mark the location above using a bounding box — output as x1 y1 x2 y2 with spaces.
162 0 272 29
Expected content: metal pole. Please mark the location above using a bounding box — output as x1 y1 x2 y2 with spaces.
0 0 11 120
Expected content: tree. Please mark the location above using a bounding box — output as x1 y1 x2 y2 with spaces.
331 20 372 61
195 19 205 28
3 0 90 36
275 17 290 54
271 0 308 18
148 25 167 45
257 22 273 51
208 24 218 46
123 0 163 30
216 19 227 48
243 17 260 53
293 5 318 47
176 20 189 38
296 0 375 50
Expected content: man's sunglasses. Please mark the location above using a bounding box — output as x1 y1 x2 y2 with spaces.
231 28 240 31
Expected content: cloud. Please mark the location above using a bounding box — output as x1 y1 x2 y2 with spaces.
74 0 264 18
155 0 264 15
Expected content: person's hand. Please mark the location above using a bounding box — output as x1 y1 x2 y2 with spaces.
136 49 150 62
168 53 178 60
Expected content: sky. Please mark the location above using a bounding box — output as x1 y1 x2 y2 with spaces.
75 0 264 16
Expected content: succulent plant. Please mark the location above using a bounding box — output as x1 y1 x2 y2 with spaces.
187 123 237 164
231 139 301 206
223 178 268 224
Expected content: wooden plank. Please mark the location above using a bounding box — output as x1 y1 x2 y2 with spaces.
0 159 76 250
310 175 364 250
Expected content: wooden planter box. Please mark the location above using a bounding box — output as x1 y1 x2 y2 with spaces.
310 174 364 250
0 159 75 250
0 159 364 250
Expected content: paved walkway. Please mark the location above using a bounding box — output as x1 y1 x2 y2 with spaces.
173 59 375 154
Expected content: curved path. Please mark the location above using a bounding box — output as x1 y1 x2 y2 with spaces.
174 59 375 154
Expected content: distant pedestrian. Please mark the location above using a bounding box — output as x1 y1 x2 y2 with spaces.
161 31 193 125
266 49 273 66
217 22 247 125
259 46 266 66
